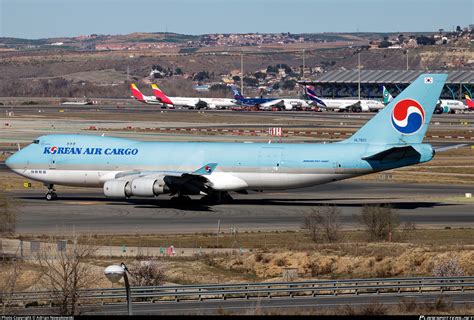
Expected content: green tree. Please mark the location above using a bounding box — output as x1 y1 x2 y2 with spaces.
209 83 228 91
193 71 210 81
378 40 392 48
282 79 296 90
243 77 259 87
266 65 279 73
254 71 266 80
358 204 400 241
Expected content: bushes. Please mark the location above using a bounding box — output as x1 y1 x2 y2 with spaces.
431 254 465 277
303 206 341 243
129 260 166 286
357 204 399 241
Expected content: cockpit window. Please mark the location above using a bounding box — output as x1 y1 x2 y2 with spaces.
33 139 40 144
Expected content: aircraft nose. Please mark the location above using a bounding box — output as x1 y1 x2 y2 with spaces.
5 151 20 170
5 154 13 169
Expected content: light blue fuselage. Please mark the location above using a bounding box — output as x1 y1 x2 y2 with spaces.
5 134 433 190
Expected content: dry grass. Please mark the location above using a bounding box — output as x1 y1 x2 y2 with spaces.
21 228 474 249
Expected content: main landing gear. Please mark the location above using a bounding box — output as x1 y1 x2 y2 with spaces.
170 193 191 203
45 184 58 201
201 191 233 205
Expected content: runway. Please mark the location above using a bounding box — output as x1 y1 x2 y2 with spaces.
10 180 474 234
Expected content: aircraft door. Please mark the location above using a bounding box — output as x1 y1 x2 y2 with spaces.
48 146 57 169
333 161 343 173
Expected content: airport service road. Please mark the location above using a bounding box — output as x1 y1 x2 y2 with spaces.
10 180 474 235
19 292 474 315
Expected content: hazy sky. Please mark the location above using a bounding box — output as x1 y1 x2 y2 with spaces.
1 0 472 39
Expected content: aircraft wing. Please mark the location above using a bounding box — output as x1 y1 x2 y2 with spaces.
260 99 284 108
113 163 218 195
335 102 359 110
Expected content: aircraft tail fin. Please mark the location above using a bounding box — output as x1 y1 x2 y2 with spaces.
342 74 447 145
230 86 244 100
305 86 327 107
151 84 174 105
130 83 145 101
466 95 474 110
382 86 394 105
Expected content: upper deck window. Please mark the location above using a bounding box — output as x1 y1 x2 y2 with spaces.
33 139 40 144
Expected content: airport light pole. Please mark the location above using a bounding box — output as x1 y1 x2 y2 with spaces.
406 49 409 70
104 263 132 315
357 52 361 101
240 51 244 96
302 49 305 81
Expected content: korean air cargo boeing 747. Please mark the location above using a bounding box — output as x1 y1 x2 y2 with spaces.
6 74 447 203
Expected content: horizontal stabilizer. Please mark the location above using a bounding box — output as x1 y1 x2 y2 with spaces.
434 144 467 153
362 146 420 162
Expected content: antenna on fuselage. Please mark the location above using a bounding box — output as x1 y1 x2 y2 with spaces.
17 143 21 151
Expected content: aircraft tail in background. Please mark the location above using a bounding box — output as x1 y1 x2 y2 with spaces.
383 86 394 105
230 86 244 100
130 83 145 101
343 74 447 145
466 95 474 110
304 86 327 107
151 84 174 105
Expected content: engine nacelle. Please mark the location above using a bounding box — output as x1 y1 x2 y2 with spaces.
130 177 169 197
103 180 132 198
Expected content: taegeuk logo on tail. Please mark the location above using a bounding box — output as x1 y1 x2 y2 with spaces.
391 99 425 135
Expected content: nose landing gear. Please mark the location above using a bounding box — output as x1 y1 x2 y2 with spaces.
45 184 58 201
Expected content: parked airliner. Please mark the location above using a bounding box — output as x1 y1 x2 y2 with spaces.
130 84 162 105
6 74 447 203
383 86 467 114
230 86 311 111
152 84 236 109
305 86 385 112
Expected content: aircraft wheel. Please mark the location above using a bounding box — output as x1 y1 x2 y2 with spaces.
171 195 191 203
201 192 233 204
46 192 57 201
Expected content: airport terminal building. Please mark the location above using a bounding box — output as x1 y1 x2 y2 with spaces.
300 70 474 100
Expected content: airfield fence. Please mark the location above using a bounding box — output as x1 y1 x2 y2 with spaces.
2 276 474 309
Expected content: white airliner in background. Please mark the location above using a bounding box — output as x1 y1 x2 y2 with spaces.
130 84 162 105
382 85 467 114
305 86 385 112
230 86 311 111
436 99 468 114
152 84 237 109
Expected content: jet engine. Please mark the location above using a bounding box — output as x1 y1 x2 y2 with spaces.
103 180 132 198
130 177 169 197
103 177 170 198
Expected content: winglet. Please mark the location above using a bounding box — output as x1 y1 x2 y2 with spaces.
192 163 218 175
